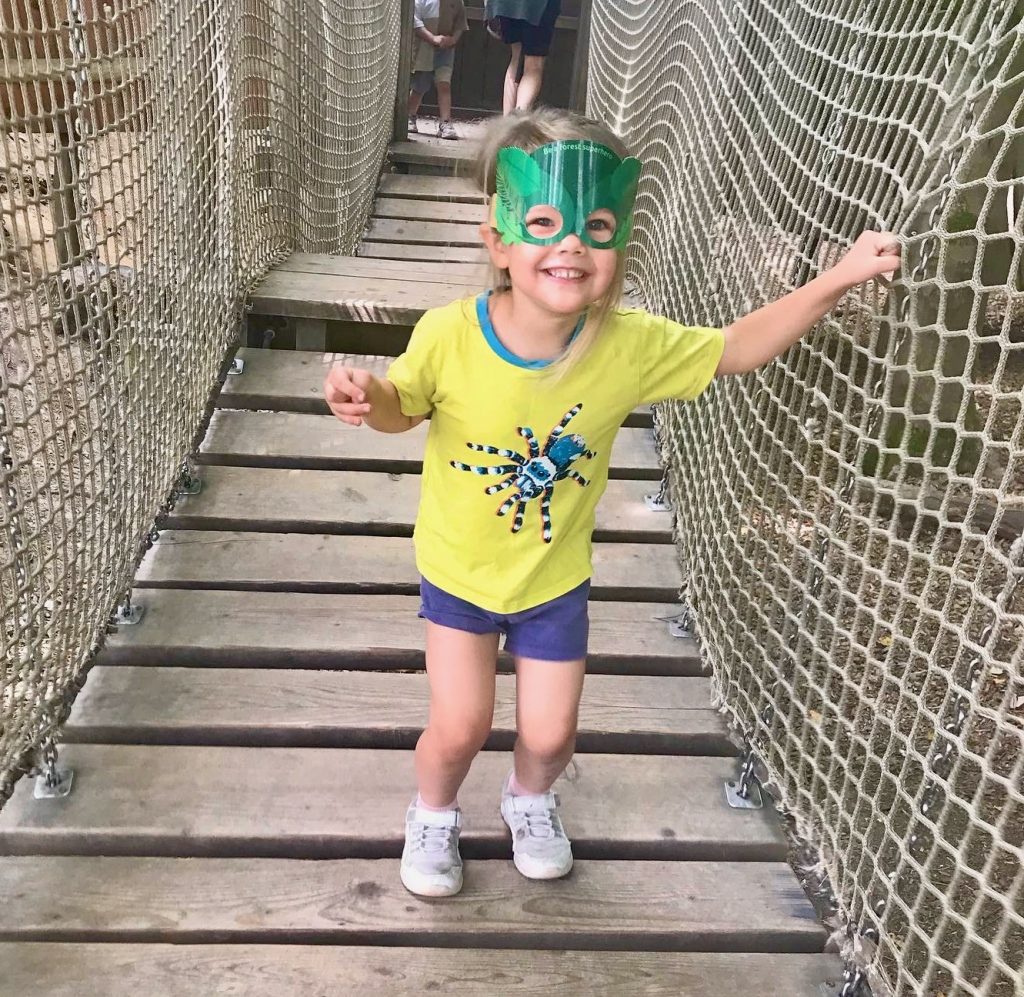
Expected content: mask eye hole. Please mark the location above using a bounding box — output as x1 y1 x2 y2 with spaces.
585 208 617 244
524 205 564 239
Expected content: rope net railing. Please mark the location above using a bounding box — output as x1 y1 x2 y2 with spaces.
587 1 1023 995
0 1 398 803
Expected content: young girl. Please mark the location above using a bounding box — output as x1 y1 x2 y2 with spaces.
324 109 900 898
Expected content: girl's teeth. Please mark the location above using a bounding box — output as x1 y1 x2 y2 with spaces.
547 269 584 279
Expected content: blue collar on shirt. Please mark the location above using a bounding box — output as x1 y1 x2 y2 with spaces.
476 291 586 370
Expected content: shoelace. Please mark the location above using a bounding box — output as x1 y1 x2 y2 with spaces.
412 823 455 853
522 809 562 840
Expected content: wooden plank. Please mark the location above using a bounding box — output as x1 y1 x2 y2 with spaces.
0 857 824 952
64 669 729 755
98 591 701 676
218 350 395 410
159 468 673 543
217 349 654 428
390 138 476 166
0 747 788 860
293 318 325 351
249 271 480 325
199 410 661 479
359 240 490 264
364 217 481 246
374 197 486 224
274 252 488 282
136 531 678 599
378 172 485 202
0 945 843 997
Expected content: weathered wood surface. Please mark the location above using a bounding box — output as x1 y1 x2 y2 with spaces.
358 240 490 264
0 747 786 861
200 410 661 477
0 857 824 952
217 349 654 427
137 532 679 601
98 590 702 675
374 197 486 224
219 349 396 411
378 172 485 202
364 217 482 246
273 252 488 282
0 945 842 997
390 137 476 167
161 468 672 542
249 271 480 325
63 669 729 755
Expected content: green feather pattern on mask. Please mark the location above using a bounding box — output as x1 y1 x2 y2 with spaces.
494 140 643 249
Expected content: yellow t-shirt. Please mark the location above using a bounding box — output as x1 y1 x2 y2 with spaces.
387 294 724 613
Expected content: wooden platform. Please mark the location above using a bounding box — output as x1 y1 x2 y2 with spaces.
0 135 841 995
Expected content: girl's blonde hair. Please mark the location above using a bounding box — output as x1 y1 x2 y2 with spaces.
474 108 632 375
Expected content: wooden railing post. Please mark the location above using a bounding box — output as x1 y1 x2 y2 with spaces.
393 0 415 141
569 0 592 113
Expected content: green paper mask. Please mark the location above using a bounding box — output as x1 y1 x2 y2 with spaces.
493 139 643 250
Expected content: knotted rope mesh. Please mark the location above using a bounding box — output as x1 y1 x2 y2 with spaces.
588 1 1023 994
0 1 398 801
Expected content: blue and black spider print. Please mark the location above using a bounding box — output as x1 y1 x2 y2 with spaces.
450 404 596 544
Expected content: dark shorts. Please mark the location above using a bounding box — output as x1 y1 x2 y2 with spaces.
419 575 590 661
496 0 562 57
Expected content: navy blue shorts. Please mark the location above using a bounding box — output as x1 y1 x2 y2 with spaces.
419 576 590 661
496 0 562 57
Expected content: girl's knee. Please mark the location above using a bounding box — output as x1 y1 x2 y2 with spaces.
428 716 492 760
517 721 576 762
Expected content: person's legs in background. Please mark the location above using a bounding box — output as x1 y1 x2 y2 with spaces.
408 70 433 131
514 54 545 111
502 40 523 115
434 51 457 139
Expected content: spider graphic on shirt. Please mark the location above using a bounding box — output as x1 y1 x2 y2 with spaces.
450 403 596 543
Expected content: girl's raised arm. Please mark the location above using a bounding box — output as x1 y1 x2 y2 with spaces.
717 231 901 377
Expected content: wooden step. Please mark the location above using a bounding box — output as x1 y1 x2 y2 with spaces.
200 410 661 479
377 172 485 202
358 241 490 264
364 217 481 246
0 856 824 952
0 944 842 997
160 468 673 543
374 197 486 224
272 252 488 281
218 350 655 428
136 533 678 600
98 590 701 676
0 746 787 860
390 138 476 170
63 669 730 755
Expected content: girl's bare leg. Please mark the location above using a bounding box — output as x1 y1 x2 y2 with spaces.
503 42 523 115
414 622 499 806
512 655 586 792
515 55 545 111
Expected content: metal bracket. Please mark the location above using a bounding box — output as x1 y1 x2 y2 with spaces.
111 596 144 626
33 740 73 799
174 470 202 497
644 492 673 512
725 747 764 809
34 767 74 799
668 613 693 639
229 356 245 375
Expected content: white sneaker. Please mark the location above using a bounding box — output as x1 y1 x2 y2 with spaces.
500 772 573 880
400 801 463 897
408 115 418 134
438 119 458 140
